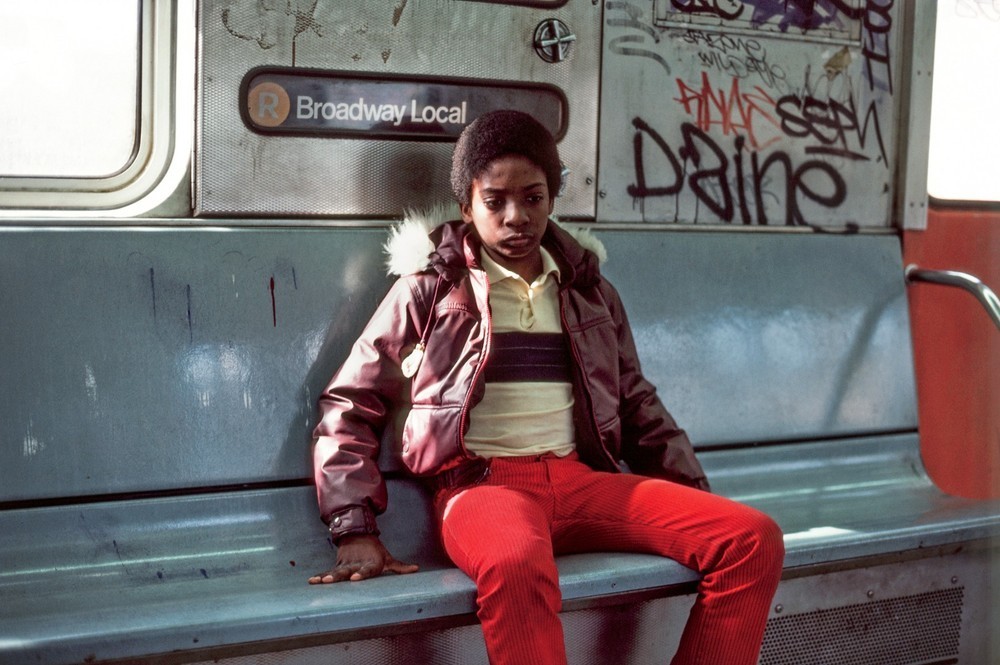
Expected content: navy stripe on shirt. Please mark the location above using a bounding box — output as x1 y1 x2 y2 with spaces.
483 332 572 383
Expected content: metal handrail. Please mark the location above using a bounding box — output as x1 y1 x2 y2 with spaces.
905 265 1000 331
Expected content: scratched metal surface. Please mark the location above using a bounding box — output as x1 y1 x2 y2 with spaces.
598 0 901 227
196 0 600 218
597 230 918 448
0 227 915 501
0 226 391 502
176 554 992 665
183 596 692 665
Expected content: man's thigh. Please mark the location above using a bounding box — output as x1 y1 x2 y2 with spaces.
435 480 556 577
549 458 768 571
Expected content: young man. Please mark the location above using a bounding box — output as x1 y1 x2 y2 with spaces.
310 110 784 665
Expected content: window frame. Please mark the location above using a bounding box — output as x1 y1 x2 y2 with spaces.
925 0 1000 209
0 0 194 217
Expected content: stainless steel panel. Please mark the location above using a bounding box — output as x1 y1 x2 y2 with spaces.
764 587 964 664
189 595 695 665
197 1 600 218
760 551 997 665
179 549 1000 664
598 1 901 227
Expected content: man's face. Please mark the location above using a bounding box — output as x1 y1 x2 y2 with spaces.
461 154 554 283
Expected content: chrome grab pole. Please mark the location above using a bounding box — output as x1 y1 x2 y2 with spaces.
905 265 1000 332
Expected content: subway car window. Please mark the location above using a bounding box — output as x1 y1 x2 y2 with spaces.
927 0 1000 203
0 0 193 217
0 1 139 179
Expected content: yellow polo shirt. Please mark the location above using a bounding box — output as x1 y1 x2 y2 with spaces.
464 247 576 458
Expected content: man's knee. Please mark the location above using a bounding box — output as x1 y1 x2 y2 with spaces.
745 509 785 576
481 538 558 579
475 541 563 613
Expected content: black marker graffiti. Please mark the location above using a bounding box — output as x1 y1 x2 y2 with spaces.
775 88 888 164
859 0 894 93
671 0 745 20
628 118 848 226
694 41 787 90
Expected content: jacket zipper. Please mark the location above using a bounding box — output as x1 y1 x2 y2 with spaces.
457 267 491 459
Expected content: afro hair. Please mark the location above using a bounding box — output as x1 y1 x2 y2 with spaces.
450 110 562 208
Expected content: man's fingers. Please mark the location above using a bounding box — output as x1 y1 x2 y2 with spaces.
308 571 336 584
308 565 363 584
385 558 419 575
309 542 417 584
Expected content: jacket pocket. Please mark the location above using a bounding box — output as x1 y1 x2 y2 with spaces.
401 404 465 476
596 413 622 450
566 312 613 333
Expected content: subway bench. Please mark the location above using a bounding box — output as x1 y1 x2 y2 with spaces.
1 225 998 665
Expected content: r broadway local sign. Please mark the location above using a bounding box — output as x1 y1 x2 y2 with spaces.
242 69 566 141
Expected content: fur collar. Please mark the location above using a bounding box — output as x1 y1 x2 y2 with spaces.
383 204 607 278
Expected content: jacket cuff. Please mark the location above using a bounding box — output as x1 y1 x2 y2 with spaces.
326 505 380 545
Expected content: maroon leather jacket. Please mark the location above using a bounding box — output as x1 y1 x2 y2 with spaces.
313 219 709 542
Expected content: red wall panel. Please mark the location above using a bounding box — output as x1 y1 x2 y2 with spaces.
904 207 1000 499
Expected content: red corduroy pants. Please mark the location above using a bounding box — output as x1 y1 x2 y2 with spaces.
434 453 784 665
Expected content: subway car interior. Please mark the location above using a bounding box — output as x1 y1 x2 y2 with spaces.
0 1 998 664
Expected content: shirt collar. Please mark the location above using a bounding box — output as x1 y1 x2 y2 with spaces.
481 246 561 287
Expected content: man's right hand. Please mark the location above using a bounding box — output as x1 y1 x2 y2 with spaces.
308 534 419 584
